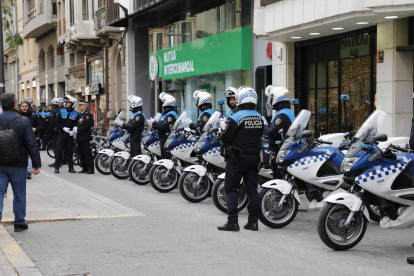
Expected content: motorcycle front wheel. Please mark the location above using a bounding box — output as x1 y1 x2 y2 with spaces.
94 153 112 175
178 172 211 203
258 188 298 228
317 203 367 251
46 141 55 158
149 165 179 193
211 179 248 213
128 159 151 185
109 156 130 179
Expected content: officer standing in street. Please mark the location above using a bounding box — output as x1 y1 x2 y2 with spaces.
73 100 94 174
37 106 48 151
182 91 213 134
263 86 295 179
151 93 178 159
54 95 78 174
48 98 62 167
115 96 146 158
218 87 264 232
218 87 237 129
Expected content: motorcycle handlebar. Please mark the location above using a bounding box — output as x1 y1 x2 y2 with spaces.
390 144 410 153
316 139 333 145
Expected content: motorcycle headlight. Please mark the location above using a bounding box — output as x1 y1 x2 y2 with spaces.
195 142 205 153
340 157 360 173
276 150 290 164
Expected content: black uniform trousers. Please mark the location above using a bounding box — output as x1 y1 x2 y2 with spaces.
78 141 94 171
159 138 171 159
271 159 284 179
55 132 74 169
130 135 142 158
225 155 260 225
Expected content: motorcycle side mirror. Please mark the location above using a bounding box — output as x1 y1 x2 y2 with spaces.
177 126 184 132
374 133 388 142
302 130 312 138
344 132 350 139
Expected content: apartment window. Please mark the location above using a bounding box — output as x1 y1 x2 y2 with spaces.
156 33 163 51
98 0 104 9
52 1 57 17
149 34 154 52
69 0 75 26
48 46 55 69
82 0 88 20
181 22 192 44
39 50 45 72
168 25 174 47
70 53 75 67
28 0 36 20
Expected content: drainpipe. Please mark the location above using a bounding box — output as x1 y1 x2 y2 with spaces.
104 47 109 129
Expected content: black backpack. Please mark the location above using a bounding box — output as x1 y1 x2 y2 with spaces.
0 115 22 165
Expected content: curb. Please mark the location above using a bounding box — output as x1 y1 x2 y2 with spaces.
0 225 42 275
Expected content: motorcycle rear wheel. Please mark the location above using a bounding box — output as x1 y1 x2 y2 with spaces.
317 203 367 251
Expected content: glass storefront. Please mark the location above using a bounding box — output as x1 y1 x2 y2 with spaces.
148 0 254 121
299 28 377 137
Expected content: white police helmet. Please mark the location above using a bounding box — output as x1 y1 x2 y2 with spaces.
265 85 275 97
64 95 77 108
225 87 237 98
235 86 258 106
269 86 290 106
51 98 59 105
194 91 212 107
127 95 143 109
57 98 65 105
23 98 33 104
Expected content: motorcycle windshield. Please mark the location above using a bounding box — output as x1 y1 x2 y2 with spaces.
280 110 311 151
172 112 188 131
115 111 124 121
346 110 386 158
203 111 221 133
153 113 161 122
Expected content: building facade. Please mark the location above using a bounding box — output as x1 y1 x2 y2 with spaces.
254 0 414 137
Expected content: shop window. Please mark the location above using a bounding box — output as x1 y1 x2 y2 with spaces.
88 59 104 85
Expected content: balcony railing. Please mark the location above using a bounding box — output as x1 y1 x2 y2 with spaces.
28 8 36 21
94 7 105 32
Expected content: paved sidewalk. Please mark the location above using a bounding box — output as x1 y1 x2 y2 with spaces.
2 170 145 224
0 165 146 275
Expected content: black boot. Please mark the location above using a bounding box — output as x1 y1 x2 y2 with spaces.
68 168 76 173
86 170 95 174
14 224 28 232
408 257 414 265
78 169 88 173
244 222 259 231
217 223 240 231
54 168 59 173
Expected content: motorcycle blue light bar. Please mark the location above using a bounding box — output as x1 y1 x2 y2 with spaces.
341 142 350 147
291 99 299 105
218 100 224 105
275 141 282 145
361 144 372 149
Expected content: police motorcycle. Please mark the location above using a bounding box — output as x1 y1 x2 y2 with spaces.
149 112 199 193
178 111 227 203
108 132 132 179
316 110 414 251
128 113 162 185
94 112 129 175
258 110 354 228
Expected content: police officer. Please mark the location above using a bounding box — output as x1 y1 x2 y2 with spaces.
264 86 295 179
218 87 237 129
48 98 63 167
115 96 146 158
182 91 213 134
218 87 264 232
152 93 178 159
37 106 48 150
73 100 95 174
54 95 78 173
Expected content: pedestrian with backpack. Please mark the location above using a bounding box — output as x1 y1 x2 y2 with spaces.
0 93 41 232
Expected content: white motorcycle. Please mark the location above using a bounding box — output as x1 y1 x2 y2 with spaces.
149 112 199 193
109 133 131 179
317 110 414 251
128 113 162 185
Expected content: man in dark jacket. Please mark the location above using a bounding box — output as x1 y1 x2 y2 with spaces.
74 100 94 174
48 98 63 167
0 93 41 232
19 101 42 179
